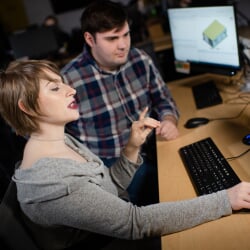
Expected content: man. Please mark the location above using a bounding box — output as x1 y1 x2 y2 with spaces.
61 0 179 205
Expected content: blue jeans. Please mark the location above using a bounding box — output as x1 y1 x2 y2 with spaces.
101 154 159 206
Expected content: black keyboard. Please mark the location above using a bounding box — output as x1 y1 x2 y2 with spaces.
179 137 241 195
192 81 223 109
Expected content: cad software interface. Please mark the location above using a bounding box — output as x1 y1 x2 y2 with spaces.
168 6 240 68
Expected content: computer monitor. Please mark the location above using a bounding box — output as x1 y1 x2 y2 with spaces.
166 5 241 76
9 27 59 60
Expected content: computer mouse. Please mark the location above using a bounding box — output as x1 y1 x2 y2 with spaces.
184 117 210 129
242 134 250 145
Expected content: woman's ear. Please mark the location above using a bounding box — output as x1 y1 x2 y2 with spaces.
18 100 31 115
84 32 95 47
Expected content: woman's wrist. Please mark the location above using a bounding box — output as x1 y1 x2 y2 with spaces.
122 144 140 163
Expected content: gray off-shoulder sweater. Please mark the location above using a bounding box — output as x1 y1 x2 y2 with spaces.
13 134 232 241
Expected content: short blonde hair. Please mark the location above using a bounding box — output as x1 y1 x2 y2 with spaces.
0 60 61 136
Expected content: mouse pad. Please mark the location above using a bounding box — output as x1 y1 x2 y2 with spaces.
192 81 223 109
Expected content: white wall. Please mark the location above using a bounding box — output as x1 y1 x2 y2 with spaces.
56 9 83 34
22 0 53 27
22 0 250 35
22 0 83 34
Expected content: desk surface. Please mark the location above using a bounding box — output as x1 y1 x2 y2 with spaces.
157 73 250 250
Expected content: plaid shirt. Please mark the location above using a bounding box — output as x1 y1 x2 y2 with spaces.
61 46 179 158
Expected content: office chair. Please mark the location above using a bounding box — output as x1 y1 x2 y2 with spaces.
135 41 165 81
0 180 39 250
0 163 11 203
0 180 116 250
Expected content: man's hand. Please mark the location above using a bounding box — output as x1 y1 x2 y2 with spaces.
156 116 179 140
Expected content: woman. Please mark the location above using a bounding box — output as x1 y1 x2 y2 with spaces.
0 60 250 249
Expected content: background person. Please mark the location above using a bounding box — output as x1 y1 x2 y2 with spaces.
43 15 70 55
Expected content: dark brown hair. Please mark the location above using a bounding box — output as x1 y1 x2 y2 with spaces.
80 0 128 38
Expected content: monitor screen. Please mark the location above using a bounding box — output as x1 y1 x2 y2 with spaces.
167 5 241 76
9 27 59 60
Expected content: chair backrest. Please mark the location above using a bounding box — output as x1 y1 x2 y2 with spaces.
0 181 85 250
0 181 39 250
135 41 164 78
0 163 11 203
0 181 114 250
